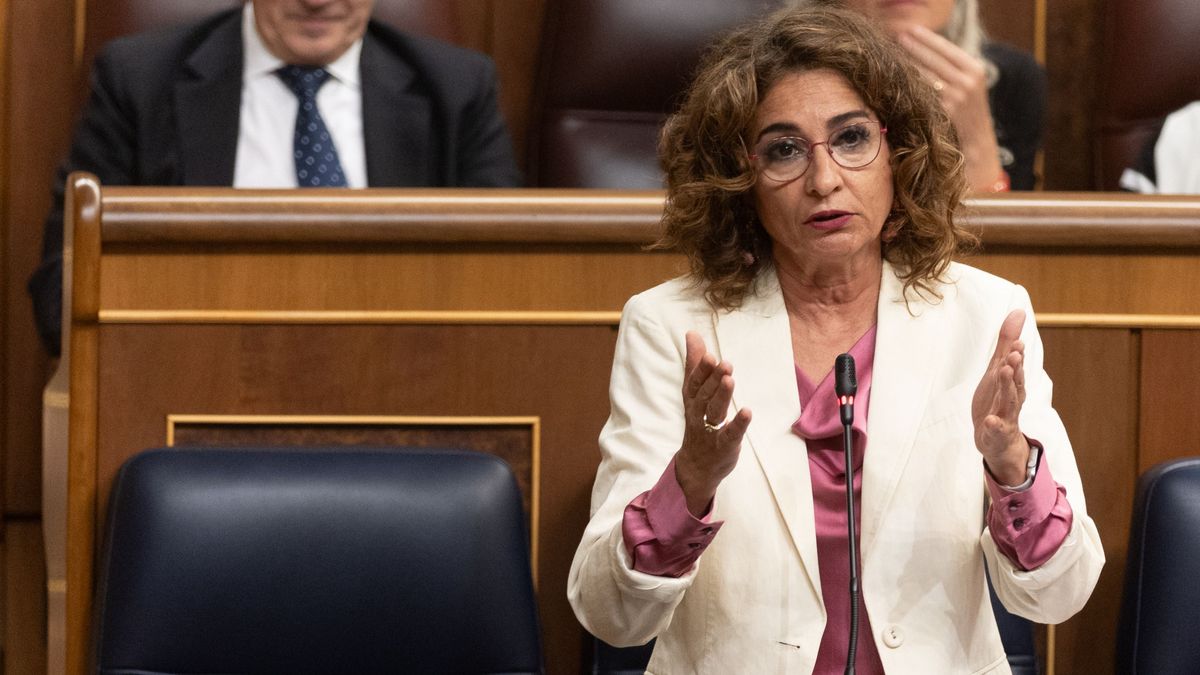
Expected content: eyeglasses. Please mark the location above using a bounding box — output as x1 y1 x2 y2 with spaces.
749 120 887 183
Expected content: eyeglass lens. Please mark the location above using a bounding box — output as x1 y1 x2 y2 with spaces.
753 121 883 182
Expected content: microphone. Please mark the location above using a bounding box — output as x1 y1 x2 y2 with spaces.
834 353 859 675
835 353 857 423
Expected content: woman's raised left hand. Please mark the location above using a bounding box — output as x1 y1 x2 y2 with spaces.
971 309 1031 485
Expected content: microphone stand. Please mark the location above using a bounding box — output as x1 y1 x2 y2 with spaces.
835 354 859 675
839 397 859 675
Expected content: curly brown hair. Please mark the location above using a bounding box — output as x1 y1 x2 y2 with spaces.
656 6 977 309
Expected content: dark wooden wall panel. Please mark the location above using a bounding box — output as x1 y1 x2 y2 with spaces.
1139 330 1200 472
1043 0 1105 190
2 0 75 671
0 3 8 664
1041 328 1139 675
4 0 73 513
491 0 546 173
981 0 1037 53
3 522 47 675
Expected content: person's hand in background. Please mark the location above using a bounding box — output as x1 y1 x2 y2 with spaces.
900 24 1007 192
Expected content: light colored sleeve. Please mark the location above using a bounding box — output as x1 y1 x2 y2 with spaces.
567 290 707 647
979 284 1105 624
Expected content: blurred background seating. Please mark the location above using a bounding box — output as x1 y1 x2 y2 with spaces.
527 0 780 188
1094 0 1200 190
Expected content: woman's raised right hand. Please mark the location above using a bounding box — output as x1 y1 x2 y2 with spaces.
675 331 753 516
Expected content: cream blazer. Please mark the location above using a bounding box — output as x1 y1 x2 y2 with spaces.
568 261 1104 674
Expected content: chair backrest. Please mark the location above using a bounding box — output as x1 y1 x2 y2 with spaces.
94 447 542 674
1116 457 1200 674
1094 0 1200 189
528 0 781 188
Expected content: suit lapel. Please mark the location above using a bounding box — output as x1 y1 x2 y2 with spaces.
175 12 243 186
360 29 432 187
859 262 947 559
713 271 823 600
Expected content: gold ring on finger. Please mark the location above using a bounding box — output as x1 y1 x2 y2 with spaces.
702 412 727 433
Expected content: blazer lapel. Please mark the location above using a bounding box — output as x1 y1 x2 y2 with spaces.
175 12 242 186
859 262 948 559
713 271 823 600
360 29 432 187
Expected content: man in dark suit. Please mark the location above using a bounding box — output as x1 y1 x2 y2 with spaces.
29 0 521 356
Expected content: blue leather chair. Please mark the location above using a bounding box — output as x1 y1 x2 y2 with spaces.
95 447 542 675
1116 457 1200 674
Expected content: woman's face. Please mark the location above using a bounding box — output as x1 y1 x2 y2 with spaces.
749 68 894 274
841 0 956 34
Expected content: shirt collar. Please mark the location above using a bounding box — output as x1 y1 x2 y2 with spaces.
242 2 363 88
791 324 877 443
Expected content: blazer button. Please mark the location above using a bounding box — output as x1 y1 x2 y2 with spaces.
882 624 904 648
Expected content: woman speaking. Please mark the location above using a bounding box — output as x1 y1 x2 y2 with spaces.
568 7 1102 674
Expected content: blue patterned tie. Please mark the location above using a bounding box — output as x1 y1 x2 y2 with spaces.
276 65 348 187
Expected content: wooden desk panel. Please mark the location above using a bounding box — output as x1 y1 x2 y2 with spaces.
967 251 1200 318
98 245 685 315
1040 328 1140 675
1139 331 1200 473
